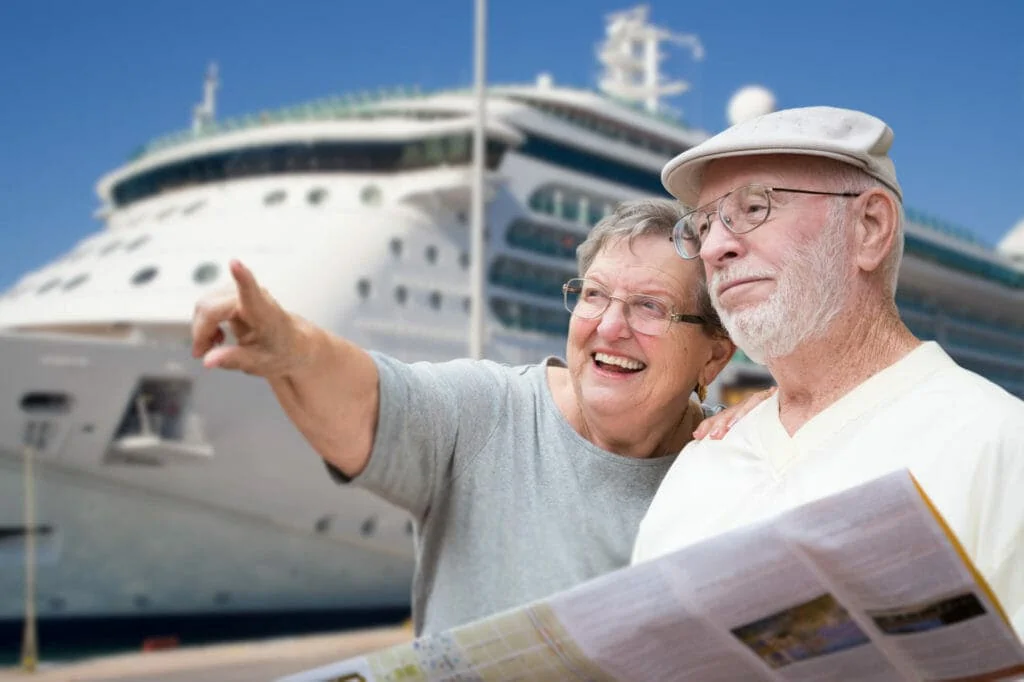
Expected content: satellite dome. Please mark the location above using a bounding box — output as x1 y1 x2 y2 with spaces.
727 85 776 126
997 217 1024 263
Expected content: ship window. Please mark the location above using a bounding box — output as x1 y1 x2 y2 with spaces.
125 235 150 252
394 285 408 305
63 273 89 291
156 207 175 221
131 266 159 286
183 200 206 216
193 263 219 285
507 218 586 260
528 186 619 227
20 392 72 414
361 185 382 206
463 297 471 314
357 278 371 299
429 291 442 309
308 187 328 205
459 252 470 270
518 134 666 195
37 279 61 294
100 241 121 256
389 237 403 258
425 245 438 264
360 516 377 537
456 211 467 225
490 296 570 336
489 255 575 300
264 190 286 206
111 136 512 208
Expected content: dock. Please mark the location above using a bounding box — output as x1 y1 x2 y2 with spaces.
0 625 411 682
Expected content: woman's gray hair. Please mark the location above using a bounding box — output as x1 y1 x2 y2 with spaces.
575 198 728 339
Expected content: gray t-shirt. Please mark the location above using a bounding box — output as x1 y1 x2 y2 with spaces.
344 352 687 635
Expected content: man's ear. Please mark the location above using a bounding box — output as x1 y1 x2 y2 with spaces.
853 189 900 275
701 336 736 389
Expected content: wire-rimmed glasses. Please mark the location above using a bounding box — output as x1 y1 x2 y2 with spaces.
671 184 863 259
562 278 705 336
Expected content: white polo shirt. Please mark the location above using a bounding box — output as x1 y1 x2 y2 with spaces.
632 342 1024 634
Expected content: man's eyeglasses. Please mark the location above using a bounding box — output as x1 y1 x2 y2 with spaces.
671 184 863 260
562 278 706 336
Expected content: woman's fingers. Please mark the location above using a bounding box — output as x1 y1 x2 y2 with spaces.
694 386 777 440
192 292 241 358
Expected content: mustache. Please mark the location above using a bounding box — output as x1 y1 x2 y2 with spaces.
710 266 777 294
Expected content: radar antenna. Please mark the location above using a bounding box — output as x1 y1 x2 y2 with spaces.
597 5 703 115
192 62 219 133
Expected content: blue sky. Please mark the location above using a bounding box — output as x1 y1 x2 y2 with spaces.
0 0 1021 290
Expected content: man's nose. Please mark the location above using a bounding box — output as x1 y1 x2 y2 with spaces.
699 213 745 265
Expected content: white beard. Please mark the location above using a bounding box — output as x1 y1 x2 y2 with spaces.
711 213 851 365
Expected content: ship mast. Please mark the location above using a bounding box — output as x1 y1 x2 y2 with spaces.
192 62 219 133
597 5 704 115
468 0 487 360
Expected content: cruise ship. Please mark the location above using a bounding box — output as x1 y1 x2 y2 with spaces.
1 5 1022 653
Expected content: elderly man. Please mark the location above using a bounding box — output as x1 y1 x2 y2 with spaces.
631 106 1024 634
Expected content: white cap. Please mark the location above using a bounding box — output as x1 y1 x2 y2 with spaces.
662 106 903 206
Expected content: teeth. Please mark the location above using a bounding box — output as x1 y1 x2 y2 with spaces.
594 352 646 371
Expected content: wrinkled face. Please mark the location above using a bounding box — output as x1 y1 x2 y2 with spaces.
698 156 855 363
566 234 720 420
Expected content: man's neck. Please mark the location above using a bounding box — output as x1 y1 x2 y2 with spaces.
767 299 920 436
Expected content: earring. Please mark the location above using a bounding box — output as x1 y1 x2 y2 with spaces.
697 383 708 402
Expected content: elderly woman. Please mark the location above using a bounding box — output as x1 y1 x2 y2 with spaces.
191 199 745 635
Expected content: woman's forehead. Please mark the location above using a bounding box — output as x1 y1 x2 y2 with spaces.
587 241 699 293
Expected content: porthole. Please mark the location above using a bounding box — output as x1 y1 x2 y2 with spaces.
357 278 371 299
183 200 206 216
463 297 472 314
125 235 150 252
360 185 382 206
394 286 408 305
425 245 438 264
20 391 72 414
389 238 403 258
360 516 377 537
456 211 468 225
63 273 89 291
37 279 60 294
308 188 328 205
405 520 414 536
459 252 470 269
131 266 158 286
156 207 175 221
132 594 150 609
264 190 286 206
193 262 219 285
429 291 442 310
100 241 120 256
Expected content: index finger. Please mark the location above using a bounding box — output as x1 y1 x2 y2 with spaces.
229 259 268 314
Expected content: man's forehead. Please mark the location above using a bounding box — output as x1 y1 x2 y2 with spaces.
697 155 829 203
